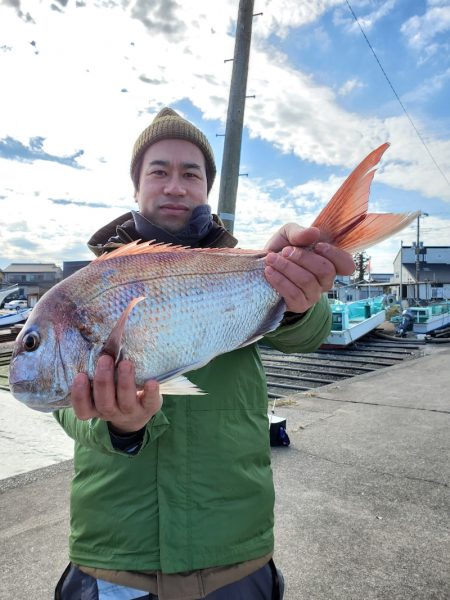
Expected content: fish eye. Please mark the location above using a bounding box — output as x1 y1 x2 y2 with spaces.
23 331 40 352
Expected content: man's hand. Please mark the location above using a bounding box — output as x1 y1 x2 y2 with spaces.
71 355 162 434
264 224 355 314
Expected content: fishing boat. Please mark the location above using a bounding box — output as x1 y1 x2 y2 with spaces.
397 302 450 334
0 284 19 306
322 296 386 347
0 308 32 328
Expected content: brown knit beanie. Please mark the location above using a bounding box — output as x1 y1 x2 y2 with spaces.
130 107 216 194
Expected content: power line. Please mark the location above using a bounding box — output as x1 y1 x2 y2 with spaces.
345 0 450 191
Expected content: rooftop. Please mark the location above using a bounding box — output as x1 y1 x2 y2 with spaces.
3 263 62 274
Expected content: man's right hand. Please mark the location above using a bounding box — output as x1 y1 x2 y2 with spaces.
70 354 162 434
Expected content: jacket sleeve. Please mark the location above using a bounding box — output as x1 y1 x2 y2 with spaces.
53 407 169 456
263 294 332 353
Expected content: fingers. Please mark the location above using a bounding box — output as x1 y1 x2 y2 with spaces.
110 375 161 434
264 225 320 253
315 242 356 276
265 246 338 313
264 224 355 277
71 372 100 420
281 225 320 249
70 355 162 434
92 354 121 419
139 380 163 414
115 360 139 415
263 222 356 314
265 264 310 313
280 246 336 287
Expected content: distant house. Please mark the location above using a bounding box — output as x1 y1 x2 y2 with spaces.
62 260 90 279
1 263 63 306
332 247 450 304
392 246 450 301
330 274 393 302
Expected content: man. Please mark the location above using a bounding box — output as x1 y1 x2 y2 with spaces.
55 108 354 600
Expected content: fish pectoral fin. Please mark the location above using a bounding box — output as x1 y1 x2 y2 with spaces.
159 375 207 396
101 296 146 364
236 334 264 349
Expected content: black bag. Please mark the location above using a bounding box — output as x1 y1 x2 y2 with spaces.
269 415 290 447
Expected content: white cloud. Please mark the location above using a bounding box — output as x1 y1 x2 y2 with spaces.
338 78 365 96
353 0 397 31
252 0 343 40
333 0 397 32
402 67 450 104
0 158 131 265
401 4 450 60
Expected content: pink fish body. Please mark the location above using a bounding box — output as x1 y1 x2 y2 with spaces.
9 245 284 411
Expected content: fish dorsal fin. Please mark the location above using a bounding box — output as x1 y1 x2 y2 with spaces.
94 240 267 262
312 143 390 243
94 240 185 262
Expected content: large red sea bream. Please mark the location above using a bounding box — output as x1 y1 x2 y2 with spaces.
9 144 418 411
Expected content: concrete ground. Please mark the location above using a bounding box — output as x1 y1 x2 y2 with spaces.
1 346 449 599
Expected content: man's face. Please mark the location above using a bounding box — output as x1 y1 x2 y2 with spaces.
135 139 208 233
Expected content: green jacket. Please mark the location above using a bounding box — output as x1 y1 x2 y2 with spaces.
54 295 331 574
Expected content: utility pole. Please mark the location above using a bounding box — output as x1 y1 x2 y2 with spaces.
415 212 429 301
217 0 255 234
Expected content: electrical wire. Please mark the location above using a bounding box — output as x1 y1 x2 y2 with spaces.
345 0 450 190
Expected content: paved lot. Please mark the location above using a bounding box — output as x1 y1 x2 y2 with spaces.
1 346 449 599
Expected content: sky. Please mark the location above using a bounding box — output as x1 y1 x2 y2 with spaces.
1 0 450 275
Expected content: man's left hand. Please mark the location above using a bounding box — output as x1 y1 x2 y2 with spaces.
264 223 355 314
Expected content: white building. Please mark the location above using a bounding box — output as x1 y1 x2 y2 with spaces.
1 263 63 306
392 245 450 301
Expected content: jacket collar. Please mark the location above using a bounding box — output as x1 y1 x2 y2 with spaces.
87 212 238 256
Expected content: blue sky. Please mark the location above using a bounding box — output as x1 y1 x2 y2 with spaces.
1 0 449 273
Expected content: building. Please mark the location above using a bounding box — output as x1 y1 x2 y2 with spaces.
62 260 90 279
392 245 450 301
331 273 393 302
1 263 63 306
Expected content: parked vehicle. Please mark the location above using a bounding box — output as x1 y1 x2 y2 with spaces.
4 299 28 310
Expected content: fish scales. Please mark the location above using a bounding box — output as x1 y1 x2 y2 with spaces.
83 251 282 386
9 247 284 411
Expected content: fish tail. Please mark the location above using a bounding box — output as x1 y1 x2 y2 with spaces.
331 212 419 254
311 143 418 253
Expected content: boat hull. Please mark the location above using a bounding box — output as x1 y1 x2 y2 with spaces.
0 308 32 328
323 296 386 347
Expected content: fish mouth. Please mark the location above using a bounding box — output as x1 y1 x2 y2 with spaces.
46 397 72 411
9 380 70 412
9 380 29 395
